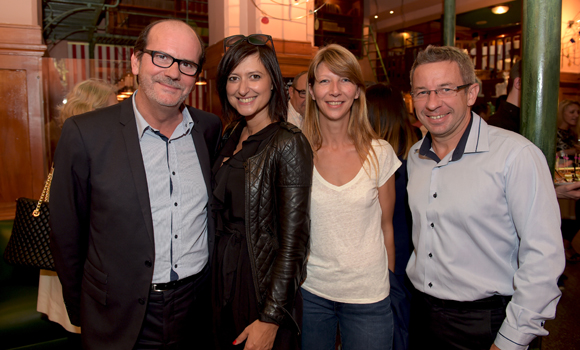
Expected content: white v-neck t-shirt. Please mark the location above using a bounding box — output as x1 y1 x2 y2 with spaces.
302 139 401 303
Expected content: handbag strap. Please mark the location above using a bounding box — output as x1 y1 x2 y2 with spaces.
33 166 54 217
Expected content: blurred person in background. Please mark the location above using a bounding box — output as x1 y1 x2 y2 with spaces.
38 78 116 349
287 71 307 129
556 100 580 156
48 78 117 156
366 83 421 350
488 60 522 133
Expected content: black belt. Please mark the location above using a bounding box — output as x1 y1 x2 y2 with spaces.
151 266 206 292
420 291 511 310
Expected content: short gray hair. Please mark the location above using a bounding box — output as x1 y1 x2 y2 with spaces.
410 45 476 87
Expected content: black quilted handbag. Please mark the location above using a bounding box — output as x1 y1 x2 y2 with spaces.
3 167 55 270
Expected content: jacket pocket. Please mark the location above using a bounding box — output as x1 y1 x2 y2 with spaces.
82 259 108 305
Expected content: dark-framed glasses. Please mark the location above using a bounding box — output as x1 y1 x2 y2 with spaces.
142 49 200 76
293 88 307 98
223 34 276 54
411 84 472 100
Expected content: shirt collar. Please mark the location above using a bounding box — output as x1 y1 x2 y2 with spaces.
418 112 489 163
132 91 193 140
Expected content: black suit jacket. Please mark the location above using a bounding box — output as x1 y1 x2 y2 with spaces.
49 98 221 349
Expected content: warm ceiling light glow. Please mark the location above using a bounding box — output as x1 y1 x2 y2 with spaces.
491 5 509 15
374 15 378 19
390 10 394 14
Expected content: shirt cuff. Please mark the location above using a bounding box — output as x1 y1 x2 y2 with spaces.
494 321 534 350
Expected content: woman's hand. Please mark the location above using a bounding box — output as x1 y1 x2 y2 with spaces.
233 319 279 350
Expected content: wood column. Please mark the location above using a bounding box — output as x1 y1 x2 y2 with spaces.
442 0 456 46
521 0 562 171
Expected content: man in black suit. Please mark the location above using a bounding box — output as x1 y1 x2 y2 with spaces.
49 19 221 349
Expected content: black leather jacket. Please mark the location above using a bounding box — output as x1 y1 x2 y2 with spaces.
225 121 313 332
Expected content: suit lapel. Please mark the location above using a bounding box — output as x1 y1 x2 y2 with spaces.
188 106 212 198
119 99 155 245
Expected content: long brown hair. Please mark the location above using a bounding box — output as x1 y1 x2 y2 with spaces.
366 83 418 159
302 44 378 167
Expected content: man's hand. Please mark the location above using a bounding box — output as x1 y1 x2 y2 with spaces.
233 319 279 350
555 181 580 199
490 344 501 350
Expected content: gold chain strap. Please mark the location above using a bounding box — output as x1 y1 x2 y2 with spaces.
32 166 54 217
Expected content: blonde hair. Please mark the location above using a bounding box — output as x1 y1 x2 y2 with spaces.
557 99 580 130
57 79 116 127
302 44 379 168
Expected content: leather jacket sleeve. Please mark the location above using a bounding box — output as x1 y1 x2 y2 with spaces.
258 131 313 328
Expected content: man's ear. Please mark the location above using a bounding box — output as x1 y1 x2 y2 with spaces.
131 52 141 76
514 77 522 91
466 83 479 107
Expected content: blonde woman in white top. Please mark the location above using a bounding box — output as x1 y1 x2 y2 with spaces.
38 78 116 336
301 44 401 350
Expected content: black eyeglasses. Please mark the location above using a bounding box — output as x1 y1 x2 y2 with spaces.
223 34 276 54
142 49 200 76
293 88 307 98
411 84 472 100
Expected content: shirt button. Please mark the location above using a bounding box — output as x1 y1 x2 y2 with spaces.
145 260 152 267
433 193 437 198
174 264 178 268
172 171 176 175
174 202 178 206
428 253 433 258
138 298 145 305
428 282 433 288
430 223 434 228
174 235 178 239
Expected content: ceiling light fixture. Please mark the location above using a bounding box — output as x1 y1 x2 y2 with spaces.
491 5 509 15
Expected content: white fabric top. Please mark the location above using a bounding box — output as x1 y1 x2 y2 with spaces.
37 270 81 333
303 139 401 303
286 101 303 129
406 113 565 350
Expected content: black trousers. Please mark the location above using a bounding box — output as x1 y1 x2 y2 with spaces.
408 291 510 350
134 265 213 350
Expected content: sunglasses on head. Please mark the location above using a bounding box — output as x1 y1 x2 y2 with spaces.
223 34 276 54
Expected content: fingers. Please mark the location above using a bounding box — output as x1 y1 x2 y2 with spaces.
233 327 249 347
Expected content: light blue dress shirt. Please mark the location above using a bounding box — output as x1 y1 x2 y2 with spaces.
132 92 208 283
406 113 565 350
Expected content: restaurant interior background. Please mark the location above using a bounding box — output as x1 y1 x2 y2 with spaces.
0 1 580 347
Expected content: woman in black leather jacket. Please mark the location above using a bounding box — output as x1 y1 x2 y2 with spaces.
212 34 313 350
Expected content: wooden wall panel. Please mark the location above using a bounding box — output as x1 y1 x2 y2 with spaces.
0 24 46 220
0 70 32 206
